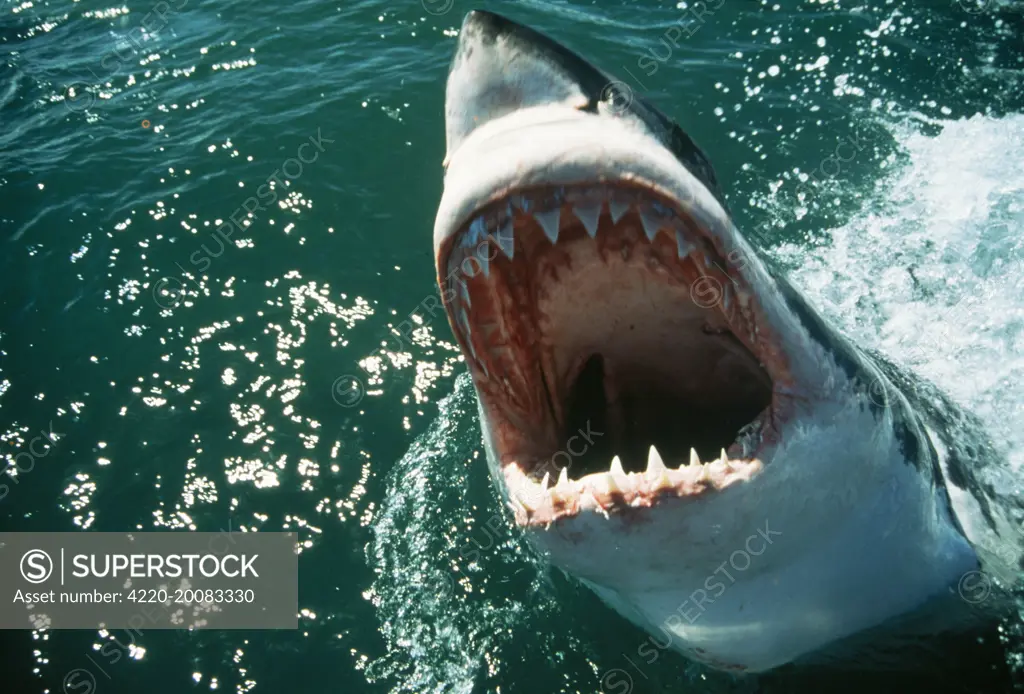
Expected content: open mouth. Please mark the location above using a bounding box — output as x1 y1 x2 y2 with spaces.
440 184 787 526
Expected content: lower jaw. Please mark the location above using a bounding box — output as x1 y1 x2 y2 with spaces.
500 452 766 527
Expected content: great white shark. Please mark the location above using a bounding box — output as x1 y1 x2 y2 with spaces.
432 10 1023 674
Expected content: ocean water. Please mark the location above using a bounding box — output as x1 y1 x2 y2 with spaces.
1 0 1023 693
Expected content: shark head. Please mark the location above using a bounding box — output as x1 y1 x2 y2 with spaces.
433 11 978 673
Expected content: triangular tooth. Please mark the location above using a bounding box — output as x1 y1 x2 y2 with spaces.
609 199 630 224
689 447 700 467
573 204 601 238
535 208 561 244
720 448 729 464
698 464 711 483
556 466 570 490
676 230 695 259
639 209 662 241
541 471 551 490
610 455 625 477
466 217 487 246
646 445 667 475
646 446 672 489
492 219 514 260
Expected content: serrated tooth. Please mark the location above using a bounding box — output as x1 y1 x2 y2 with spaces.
646 445 667 475
573 204 601 238
610 455 626 477
646 445 672 489
609 199 630 224
639 209 663 241
599 471 623 494
492 219 514 260
535 208 561 244
556 466 571 490
465 216 487 247
676 229 695 258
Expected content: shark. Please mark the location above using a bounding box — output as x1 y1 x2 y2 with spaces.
432 10 1023 674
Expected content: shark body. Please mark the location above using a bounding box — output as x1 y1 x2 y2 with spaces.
432 10 1023 673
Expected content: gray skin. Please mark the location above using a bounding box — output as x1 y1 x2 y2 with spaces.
433 9 1024 675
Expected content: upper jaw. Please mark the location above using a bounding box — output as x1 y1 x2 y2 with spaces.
433 105 723 258
433 107 809 387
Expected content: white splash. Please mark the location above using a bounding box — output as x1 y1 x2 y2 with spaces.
779 113 1024 470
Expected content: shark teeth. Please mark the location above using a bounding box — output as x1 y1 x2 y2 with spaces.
645 445 672 489
609 198 630 224
535 208 561 244
465 216 487 246
697 464 711 484
720 448 736 472
572 203 601 237
551 466 574 505
610 455 626 478
493 219 514 260
595 455 627 495
503 444 764 525
676 229 696 258
646 445 666 474
454 193 723 294
639 209 663 241
556 466 571 490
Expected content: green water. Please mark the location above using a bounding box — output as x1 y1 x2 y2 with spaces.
2 0 1023 692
